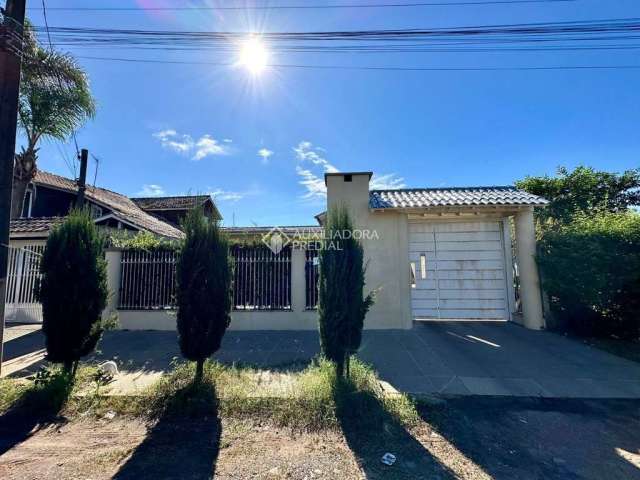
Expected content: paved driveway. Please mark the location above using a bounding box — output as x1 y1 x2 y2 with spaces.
4 322 640 398
359 322 640 398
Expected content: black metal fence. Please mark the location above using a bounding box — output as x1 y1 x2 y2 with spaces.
118 246 295 311
305 248 320 309
231 245 292 311
119 249 176 310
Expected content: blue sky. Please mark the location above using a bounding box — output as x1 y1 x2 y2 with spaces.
22 0 640 226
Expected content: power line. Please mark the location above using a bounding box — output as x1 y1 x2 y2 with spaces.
91 153 100 187
27 0 577 12
40 0 81 158
76 55 640 71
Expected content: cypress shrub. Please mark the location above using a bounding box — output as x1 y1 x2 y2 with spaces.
318 206 374 378
38 209 108 375
176 208 232 383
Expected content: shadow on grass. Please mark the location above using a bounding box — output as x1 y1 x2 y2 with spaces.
0 371 73 456
113 380 222 480
333 379 457 480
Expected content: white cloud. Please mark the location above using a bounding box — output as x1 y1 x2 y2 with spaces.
137 184 166 197
293 141 339 173
209 189 245 202
295 166 327 200
257 148 274 164
370 172 406 190
193 135 228 160
294 140 405 201
207 185 261 203
152 129 230 160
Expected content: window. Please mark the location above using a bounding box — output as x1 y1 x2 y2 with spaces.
90 204 103 219
21 186 34 218
344 174 352 182
420 254 427 279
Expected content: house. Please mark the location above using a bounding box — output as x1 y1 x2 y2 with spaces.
9 170 219 240
324 172 548 330
103 170 547 332
131 195 221 229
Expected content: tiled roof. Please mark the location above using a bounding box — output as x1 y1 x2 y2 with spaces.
369 187 548 209
33 170 184 239
131 195 211 211
10 217 65 234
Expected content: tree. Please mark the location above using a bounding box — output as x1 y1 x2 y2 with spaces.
12 22 96 219
38 209 108 375
176 208 232 384
318 206 374 378
516 166 640 227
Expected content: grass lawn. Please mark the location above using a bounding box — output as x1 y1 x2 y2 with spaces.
1 359 640 479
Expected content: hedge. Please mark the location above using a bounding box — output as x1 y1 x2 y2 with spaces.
538 212 640 339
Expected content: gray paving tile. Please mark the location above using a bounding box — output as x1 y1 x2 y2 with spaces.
428 376 472 395
459 376 549 397
384 375 435 394
537 377 640 399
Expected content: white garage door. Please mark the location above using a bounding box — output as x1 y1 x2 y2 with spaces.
409 220 509 321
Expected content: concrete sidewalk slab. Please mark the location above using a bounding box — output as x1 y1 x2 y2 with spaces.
3 321 640 398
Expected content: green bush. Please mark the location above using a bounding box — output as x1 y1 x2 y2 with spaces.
38 209 109 374
538 212 640 338
176 208 233 383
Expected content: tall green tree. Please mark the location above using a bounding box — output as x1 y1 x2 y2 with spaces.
38 209 108 375
318 206 374 378
12 22 96 219
176 209 233 384
516 166 640 227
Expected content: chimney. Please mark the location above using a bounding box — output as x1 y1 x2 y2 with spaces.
324 171 372 223
76 148 88 208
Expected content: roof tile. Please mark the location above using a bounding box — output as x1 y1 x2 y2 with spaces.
369 187 548 209
33 171 184 238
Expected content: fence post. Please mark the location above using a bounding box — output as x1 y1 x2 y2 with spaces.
104 248 122 320
291 247 306 312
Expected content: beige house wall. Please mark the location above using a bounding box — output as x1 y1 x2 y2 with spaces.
326 173 412 329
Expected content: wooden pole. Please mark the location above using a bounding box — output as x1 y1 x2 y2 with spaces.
76 148 88 208
0 0 27 376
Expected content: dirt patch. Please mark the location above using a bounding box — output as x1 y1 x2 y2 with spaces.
1 398 639 479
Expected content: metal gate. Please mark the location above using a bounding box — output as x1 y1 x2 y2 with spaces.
4 242 45 323
409 220 510 321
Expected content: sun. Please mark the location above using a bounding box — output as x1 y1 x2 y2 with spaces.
238 36 269 75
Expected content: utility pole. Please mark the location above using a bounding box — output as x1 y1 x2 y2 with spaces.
0 0 27 376
76 148 88 208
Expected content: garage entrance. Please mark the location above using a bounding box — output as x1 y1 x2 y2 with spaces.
408 220 511 321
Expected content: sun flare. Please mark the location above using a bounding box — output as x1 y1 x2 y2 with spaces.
238 36 269 75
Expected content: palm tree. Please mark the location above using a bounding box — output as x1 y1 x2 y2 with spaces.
12 24 96 219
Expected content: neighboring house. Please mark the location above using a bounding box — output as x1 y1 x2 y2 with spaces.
9 170 220 240
5 170 216 323
131 195 221 229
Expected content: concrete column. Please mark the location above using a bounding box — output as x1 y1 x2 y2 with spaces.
514 208 545 330
290 248 306 313
103 248 122 320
